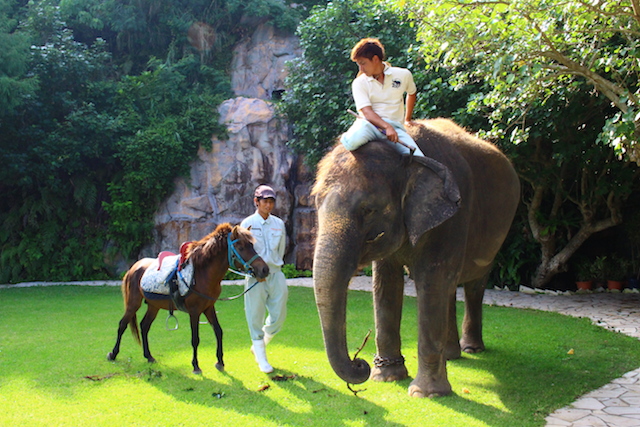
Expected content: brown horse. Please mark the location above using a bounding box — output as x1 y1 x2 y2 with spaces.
107 223 269 374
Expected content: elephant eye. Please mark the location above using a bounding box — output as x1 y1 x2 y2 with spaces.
361 206 376 217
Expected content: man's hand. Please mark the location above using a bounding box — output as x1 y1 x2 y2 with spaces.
385 125 399 143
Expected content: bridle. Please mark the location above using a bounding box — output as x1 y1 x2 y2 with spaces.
227 233 261 278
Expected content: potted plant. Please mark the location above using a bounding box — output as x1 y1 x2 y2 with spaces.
604 254 629 291
574 257 593 291
590 255 607 290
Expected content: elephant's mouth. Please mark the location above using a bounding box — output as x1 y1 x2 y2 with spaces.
365 231 385 244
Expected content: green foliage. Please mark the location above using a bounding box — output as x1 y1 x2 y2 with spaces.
489 213 540 288
405 0 640 161
103 58 229 256
0 0 37 116
0 0 234 282
224 263 311 280
281 263 312 278
59 0 321 71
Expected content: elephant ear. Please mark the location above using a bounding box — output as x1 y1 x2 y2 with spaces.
403 156 461 246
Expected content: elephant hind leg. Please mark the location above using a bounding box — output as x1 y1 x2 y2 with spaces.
459 275 488 354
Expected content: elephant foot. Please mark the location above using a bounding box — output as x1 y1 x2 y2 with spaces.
445 343 462 360
408 377 452 398
370 364 408 382
460 337 485 354
370 354 408 382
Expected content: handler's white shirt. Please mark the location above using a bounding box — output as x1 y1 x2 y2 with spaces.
240 211 286 271
352 64 416 124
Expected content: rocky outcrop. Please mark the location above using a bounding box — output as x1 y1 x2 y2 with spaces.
144 23 316 270
231 25 301 100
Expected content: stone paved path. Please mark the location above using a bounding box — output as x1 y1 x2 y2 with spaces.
4 278 640 426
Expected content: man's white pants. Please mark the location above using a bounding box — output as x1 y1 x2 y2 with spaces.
244 270 288 341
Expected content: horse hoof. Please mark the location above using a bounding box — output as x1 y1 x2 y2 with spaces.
215 363 224 372
147 357 156 363
193 369 203 375
107 352 116 361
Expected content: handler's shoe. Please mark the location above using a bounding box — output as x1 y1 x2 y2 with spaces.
251 339 273 373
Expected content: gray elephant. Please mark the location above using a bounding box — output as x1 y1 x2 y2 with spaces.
311 118 520 398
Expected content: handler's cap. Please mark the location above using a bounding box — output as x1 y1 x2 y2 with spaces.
254 184 276 200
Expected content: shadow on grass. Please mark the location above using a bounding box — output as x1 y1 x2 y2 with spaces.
104 360 404 426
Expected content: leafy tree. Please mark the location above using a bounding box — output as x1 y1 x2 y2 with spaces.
401 0 640 286
404 0 640 160
0 0 37 117
103 57 229 257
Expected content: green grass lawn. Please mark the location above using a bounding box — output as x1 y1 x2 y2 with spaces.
1 284 639 426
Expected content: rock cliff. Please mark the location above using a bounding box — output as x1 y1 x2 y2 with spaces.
143 23 316 271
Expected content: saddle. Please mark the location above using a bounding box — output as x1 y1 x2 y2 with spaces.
143 242 193 313
157 241 192 271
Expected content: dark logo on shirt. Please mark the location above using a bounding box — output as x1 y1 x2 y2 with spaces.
392 79 401 88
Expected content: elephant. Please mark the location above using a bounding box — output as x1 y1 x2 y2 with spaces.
311 118 520 398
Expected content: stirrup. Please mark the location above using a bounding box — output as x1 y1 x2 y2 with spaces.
165 312 179 331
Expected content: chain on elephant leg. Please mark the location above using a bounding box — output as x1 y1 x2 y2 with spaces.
370 354 408 382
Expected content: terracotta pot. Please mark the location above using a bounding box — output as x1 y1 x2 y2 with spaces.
575 281 593 291
606 280 624 291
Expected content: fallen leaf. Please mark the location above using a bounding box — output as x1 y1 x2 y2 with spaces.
257 384 270 392
567 348 575 355
462 387 470 394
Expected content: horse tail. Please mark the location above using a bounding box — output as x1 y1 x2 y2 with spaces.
121 269 141 345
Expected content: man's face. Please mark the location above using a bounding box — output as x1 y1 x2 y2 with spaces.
355 55 383 77
255 197 275 218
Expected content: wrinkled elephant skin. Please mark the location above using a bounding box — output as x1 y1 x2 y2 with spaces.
312 118 520 398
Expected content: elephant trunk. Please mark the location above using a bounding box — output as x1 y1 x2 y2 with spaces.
313 230 371 384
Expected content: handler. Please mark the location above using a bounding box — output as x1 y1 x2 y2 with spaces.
240 184 287 373
341 37 424 157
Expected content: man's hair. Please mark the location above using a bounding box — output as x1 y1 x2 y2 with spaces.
350 38 385 62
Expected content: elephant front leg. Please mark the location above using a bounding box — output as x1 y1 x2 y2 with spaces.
460 276 487 354
409 282 454 398
370 259 408 382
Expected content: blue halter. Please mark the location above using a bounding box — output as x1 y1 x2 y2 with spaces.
227 233 261 277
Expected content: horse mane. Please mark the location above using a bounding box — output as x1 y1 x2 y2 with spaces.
186 222 254 267
312 140 403 203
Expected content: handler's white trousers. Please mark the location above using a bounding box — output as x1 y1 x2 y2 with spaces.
340 118 424 156
244 268 288 341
